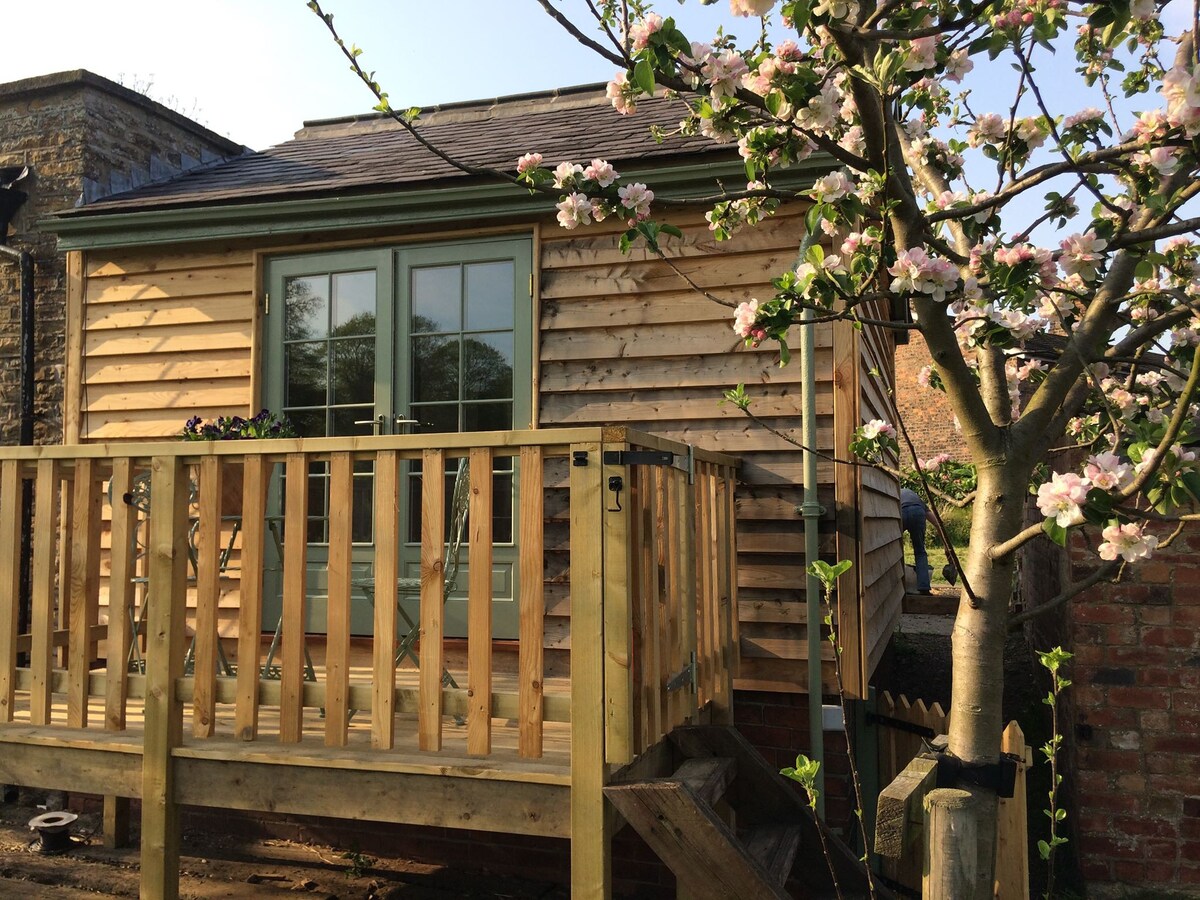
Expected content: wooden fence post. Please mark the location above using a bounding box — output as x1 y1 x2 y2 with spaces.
141 455 188 900
570 441 612 899
601 438 633 765
923 788 979 900
995 722 1030 900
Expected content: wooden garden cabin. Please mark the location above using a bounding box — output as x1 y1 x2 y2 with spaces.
0 84 904 896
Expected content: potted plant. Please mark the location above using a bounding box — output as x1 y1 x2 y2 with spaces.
181 410 297 514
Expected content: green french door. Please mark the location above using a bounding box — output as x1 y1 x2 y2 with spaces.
262 237 533 639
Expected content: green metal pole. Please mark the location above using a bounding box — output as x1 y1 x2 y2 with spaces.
800 304 826 817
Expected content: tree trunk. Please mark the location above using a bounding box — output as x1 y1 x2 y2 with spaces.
946 463 1027 896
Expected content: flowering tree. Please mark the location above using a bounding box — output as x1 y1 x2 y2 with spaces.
312 0 1200 890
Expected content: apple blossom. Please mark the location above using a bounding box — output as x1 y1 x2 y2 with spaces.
1036 472 1090 527
583 159 618 187
1059 232 1108 281
1098 522 1158 562
729 0 774 16
555 193 594 230
606 71 637 115
627 14 662 52
516 152 543 175
888 247 960 303
860 419 897 441
618 182 654 220
1084 452 1133 491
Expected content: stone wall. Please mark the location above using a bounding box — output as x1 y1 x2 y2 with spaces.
893 332 969 465
0 70 243 446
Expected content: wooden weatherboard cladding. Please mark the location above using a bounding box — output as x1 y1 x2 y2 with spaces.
65 207 903 697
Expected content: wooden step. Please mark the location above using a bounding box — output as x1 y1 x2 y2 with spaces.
743 823 802 886
673 756 736 807
902 591 957 615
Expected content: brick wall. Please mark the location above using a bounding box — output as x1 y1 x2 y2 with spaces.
893 331 969 465
1060 528 1200 891
0 70 243 446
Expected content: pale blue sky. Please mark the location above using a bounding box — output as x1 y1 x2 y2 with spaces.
5 1 770 149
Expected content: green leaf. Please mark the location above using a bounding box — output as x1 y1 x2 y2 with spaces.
660 223 684 239
633 57 656 96
1037 839 1051 860
1042 518 1067 547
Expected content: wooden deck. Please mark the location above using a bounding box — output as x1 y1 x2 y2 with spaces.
0 428 740 898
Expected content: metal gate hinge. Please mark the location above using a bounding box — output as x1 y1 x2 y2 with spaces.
602 450 674 467
665 651 697 694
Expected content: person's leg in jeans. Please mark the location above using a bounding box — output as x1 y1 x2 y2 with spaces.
902 505 932 592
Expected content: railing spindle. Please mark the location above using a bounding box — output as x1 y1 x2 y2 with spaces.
517 445 545 759
0 460 22 723
372 450 399 749
30 460 59 725
324 451 353 747
67 458 101 728
645 467 663 740
467 446 494 757
417 448 444 751
279 452 308 743
192 456 221 737
234 455 268 741
106 458 135 733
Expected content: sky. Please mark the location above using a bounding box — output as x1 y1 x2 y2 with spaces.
4 1 770 150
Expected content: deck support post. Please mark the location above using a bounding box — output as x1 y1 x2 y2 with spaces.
141 455 188 900
103 795 131 848
570 441 613 899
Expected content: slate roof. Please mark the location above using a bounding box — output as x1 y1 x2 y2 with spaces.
57 84 726 217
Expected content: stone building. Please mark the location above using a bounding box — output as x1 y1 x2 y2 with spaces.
0 70 244 445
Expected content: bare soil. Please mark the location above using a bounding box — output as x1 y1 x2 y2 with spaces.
0 793 568 899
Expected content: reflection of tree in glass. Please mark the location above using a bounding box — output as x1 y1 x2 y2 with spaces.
410 314 511 403
284 278 326 342
331 311 376 404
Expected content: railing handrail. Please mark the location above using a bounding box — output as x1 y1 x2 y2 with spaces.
0 425 740 468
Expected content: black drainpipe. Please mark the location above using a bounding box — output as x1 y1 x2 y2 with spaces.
0 166 35 645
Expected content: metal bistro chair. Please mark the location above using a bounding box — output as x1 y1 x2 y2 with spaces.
354 456 470 694
115 472 236 677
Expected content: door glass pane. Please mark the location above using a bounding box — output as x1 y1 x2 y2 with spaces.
463 401 513 432
286 343 326 407
287 409 325 437
333 271 376 335
465 261 515 330
411 265 462 333
411 403 458 434
411 335 459 402
331 338 375 404
284 275 328 341
463 333 513 400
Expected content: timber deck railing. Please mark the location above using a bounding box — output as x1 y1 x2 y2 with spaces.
0 426 738 769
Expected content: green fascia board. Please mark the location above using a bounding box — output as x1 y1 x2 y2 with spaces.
46 155 835 252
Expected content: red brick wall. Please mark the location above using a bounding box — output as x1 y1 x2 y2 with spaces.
1063 529 1200 890
893 332 969 465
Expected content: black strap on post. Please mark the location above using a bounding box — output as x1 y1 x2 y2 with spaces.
922 750 1020 799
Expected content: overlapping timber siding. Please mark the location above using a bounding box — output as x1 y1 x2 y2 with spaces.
854 299 904 680
67 206 902 695
538 208 849 695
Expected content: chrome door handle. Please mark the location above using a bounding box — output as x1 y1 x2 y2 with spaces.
353 414 387 434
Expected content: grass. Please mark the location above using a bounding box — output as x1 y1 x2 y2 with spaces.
903 506 970 589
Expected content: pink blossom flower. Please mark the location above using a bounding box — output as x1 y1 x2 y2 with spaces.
916 365 933 388
968 113 1006 147
516 152 543 175
606 71 638 116
1134 146 1180 175
904 37 937 72
555 193 594 230
944 48 974 83
1162 65 1200 135
627 13 663 51
703 50 749 104
553 161 583 189
584 158 618 187
730 0 775 16
888 247 960 303
860 419 897 440
618 182 654 220
1098 522 1158 562
1036 472 1090 526
920 453 952 470
811 170 855 202
1084 452 1132 491
1059 231 1108 281
733 299 760 338
1063 108 1105 129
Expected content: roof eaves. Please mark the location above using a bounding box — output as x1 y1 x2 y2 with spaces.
45 154 835 252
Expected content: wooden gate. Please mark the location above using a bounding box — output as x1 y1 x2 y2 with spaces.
871 692 1031 899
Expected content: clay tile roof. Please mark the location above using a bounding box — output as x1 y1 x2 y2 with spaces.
60 84 727 216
